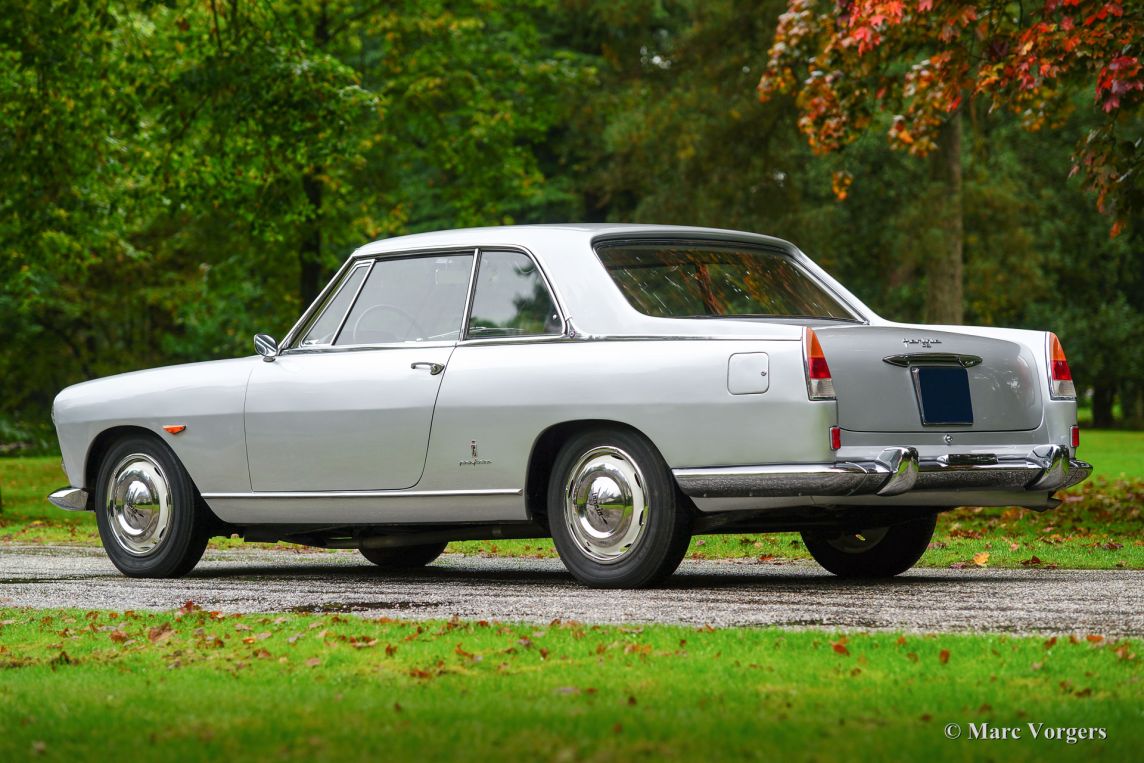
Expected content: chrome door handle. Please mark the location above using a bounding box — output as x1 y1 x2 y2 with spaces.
411 362 445 375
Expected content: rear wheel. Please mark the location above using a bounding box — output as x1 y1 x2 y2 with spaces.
359 542 447 569
801 514 937 578
548 428 690 588
95 435 211 578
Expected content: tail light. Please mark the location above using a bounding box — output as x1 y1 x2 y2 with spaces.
1047 333 1076 400
829 425 842 450
1070 425 1080 449
804 327 836 400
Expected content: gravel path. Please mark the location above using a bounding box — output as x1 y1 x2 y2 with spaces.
1 545 1140 636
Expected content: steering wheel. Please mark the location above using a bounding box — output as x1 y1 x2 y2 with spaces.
349 304 426 344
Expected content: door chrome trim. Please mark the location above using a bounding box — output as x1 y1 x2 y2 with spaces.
201 488 523 499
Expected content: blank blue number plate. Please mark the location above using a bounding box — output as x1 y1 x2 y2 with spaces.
912 366 973 426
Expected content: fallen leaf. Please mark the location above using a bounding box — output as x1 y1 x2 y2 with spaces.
832 641 850 656
939 649 950 665
1043 637 1057 649
1020 556 1043 566
177 601 201 616
148 623 173 644
305 657 320 668
972 552 990 567
1086 634 1104 644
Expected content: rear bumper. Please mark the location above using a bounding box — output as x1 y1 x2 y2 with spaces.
673 445 1091 499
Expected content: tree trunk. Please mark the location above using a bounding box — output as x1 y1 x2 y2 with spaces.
1091 383 1115 428
300 171 323 307
924 112 964 325
298 2 330 308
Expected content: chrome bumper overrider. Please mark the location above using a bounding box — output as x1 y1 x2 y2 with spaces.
673 445 1092 499
48 486 90 512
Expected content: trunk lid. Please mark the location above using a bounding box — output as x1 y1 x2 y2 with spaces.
815 325 1043 432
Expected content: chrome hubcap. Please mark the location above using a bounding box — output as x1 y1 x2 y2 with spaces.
105 454 172 556
565 446 647 564
826 526 890 554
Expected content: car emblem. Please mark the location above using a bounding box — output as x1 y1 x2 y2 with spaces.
902 337 943 349
944 434 953 445
459 440 492 467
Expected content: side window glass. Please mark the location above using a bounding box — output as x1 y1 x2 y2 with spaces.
467 251 561 338
335 254 474 346
299 264 370 347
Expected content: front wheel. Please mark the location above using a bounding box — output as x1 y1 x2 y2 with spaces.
801 514 937 578
548 428 691 588
94 435 211 578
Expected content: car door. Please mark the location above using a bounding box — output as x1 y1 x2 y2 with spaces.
244 251 475 492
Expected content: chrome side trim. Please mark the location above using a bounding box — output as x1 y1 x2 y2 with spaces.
200 488 523 500
48 486 90 512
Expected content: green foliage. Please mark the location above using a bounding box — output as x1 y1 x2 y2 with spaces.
0 0 594 430
0 0 1140 434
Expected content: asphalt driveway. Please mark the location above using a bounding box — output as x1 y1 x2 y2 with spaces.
1 545 1140 636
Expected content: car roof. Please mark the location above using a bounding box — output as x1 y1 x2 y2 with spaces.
352 224 797 257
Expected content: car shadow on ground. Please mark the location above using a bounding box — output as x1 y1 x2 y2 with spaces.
182 560 1054 590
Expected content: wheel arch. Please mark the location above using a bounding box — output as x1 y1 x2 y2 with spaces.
83 426 226 528
524 419 679 526
84 425 162 492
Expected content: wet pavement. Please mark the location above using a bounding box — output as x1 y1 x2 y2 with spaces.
0 545 1140 635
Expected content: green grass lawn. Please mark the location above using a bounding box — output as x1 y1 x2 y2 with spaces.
0 607 1139 762
3 431 1141 570
1076 429 1144 479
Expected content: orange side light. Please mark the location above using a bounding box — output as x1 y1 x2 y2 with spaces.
162 425 187 435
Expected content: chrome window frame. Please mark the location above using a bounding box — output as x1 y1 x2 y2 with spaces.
590 236 865 323
280 248 479 355
461 247 567 344
289 261 373 350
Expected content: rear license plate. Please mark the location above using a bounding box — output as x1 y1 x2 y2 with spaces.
911 366 973 426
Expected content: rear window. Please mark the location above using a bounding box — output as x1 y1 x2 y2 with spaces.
596 242 856 321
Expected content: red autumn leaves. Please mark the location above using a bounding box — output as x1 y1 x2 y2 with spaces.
758 1 1142 226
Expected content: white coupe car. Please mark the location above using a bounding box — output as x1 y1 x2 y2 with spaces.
50 225 1091 587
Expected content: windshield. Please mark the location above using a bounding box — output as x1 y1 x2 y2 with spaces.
596 242 858 321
